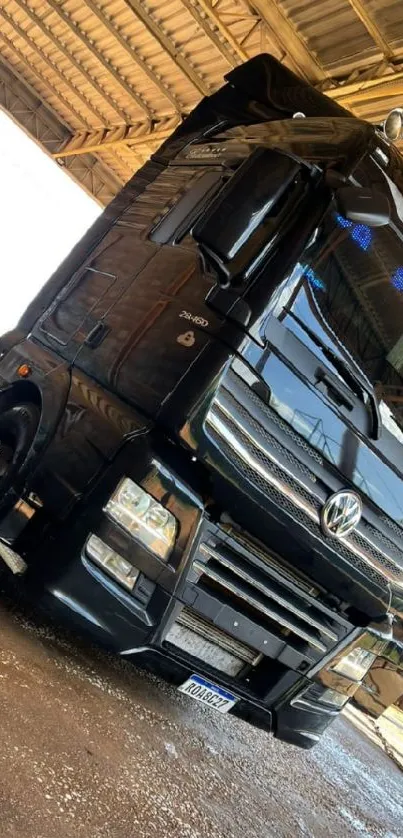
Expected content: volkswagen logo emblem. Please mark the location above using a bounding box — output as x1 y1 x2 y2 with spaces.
321 491 362 538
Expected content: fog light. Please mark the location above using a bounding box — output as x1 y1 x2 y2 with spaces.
294 683 350 711
105 478 177 561
317 689 349 708
86 534 138 591
332 646 377 682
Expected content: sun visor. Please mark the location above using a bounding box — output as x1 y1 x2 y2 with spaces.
225 54 351 120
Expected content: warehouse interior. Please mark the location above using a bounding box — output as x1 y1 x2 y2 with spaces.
1 0 403 205
0 7 403 834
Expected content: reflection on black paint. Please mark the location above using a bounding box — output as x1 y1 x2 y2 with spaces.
340 429 359 482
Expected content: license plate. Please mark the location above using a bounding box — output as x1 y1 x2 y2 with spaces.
178 674 237 713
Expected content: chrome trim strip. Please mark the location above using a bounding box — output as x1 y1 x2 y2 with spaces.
206 406 403 586
193 558 327 652
199 543 338 641
206 410 320 524
120 645 151 656
290 697 339 716
213 396 323 503
351 526 401 569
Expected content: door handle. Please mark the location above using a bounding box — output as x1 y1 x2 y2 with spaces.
84 321 110 348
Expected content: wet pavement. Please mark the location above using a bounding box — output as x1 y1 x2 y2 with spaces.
0 597 402 838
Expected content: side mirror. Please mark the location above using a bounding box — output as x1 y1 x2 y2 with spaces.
335 186 390 227
384 108 403 142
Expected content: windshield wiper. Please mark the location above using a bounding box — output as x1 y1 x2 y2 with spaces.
284 308 382 440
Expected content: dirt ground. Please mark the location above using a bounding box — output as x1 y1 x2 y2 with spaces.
0 597 402 838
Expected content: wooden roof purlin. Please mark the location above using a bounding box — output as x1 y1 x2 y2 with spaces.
1 0 403 200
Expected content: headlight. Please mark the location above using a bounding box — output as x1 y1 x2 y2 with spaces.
86 534 139 591
332 646 377 682
105 477 177 561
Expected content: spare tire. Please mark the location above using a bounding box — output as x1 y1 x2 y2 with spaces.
0 402 40 501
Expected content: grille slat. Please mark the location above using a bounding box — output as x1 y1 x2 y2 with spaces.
199 543 338 641
206 406 320 523
194 557 327 652
193 533 351 658
216 386 320 491
167 523 354 683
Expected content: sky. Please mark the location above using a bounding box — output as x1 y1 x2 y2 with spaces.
0 109 101 334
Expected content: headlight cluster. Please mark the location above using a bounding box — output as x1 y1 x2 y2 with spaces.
85 478 177 593
105 478 177 562
332 646 377 682
294 645 378 713
315 646 377 709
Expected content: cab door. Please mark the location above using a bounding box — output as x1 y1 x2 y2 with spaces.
33 227 155 363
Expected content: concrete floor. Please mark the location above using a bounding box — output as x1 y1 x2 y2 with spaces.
0 597 402 838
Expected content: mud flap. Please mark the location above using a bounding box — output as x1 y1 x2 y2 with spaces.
0 540 27 574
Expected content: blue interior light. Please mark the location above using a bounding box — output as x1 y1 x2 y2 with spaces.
304 266 325 291
335 214 352 229
335 213 372 251
351 224 372 251
391 267 403 292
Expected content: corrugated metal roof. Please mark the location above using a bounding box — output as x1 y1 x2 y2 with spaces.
1 0 403 202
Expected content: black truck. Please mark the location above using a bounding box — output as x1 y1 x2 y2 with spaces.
0 53 402 748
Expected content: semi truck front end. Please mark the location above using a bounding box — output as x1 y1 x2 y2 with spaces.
0 54 402 748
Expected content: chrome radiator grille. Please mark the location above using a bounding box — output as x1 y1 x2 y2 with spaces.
204 369 403 588
191 538 350 659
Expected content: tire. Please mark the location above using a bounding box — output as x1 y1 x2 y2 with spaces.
0 401 40 501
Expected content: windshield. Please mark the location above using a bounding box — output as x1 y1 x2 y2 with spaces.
287 199 403 439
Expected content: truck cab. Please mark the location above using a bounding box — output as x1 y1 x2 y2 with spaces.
0 54 402 748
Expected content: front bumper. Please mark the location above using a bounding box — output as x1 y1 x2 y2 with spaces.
33 490 379 748
18 431 387 749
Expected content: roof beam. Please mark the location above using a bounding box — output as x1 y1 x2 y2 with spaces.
124 0 210 95
0 57 122 203
0 55 69 148
82 0 183 113
62 153 123 203
195 0 250 62
0 7 106 126
246 0 327 82
179 0 244 67
0 29 90 129
52 118 181 158
326 69 403 107
45 0 154 119
345 0 394 60
14 0 129 124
